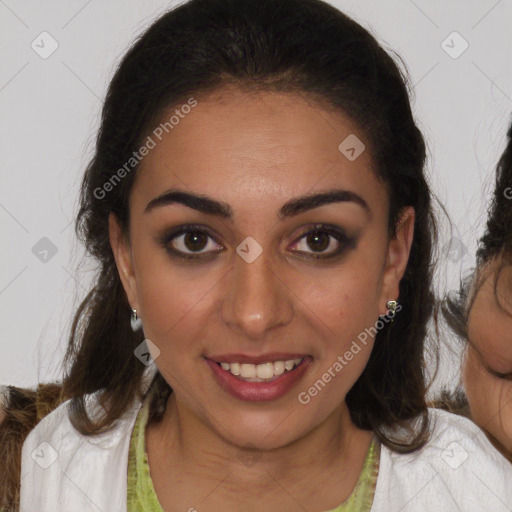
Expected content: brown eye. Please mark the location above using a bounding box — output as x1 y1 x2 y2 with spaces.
304 232 331 253
290 224 356 259
157 225 223 259
170 230 220 255
181 231 209 252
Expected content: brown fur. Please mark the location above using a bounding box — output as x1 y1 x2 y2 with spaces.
0 384 66 511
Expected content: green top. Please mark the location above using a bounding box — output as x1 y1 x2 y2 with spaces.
127 394 380 512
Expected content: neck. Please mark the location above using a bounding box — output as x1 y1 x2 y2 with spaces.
148 392 374 507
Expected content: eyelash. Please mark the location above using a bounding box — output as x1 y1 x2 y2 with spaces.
486 365 512 382
156 223 356 261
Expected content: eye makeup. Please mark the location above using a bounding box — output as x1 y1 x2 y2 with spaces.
154 222 359 262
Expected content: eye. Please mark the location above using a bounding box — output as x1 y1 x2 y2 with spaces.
157 225 223 259
157 223 356 261
475 348 512 382
289 224 356 259
486 364 512 382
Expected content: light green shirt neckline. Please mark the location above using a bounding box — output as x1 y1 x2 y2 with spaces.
127 393 380 512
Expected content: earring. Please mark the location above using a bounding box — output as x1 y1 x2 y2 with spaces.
386 300 397 315
385 300 398 321
130 308 142 331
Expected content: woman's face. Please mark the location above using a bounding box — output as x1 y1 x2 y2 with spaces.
110 85 414 449
465 261 512 457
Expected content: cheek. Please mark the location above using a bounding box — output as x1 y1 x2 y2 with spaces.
478 384 512 454
326 264 382 335
462 350 482 411
462 348 496 411
294 259 382 335
135 255 217 345
468 287 512 374
296 264 381 397
499 392 512 452
463 349 512 450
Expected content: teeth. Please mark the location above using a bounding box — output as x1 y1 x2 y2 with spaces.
240 364 256 378
256 362 274 379
274 361 285 375
217 357 304 380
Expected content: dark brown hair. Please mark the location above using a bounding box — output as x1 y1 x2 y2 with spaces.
0 384 64 510
438 118 512 455
1 0 440 508
442 119 512 366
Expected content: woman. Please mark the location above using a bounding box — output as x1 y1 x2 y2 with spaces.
2 0 512 511
442 119 512 462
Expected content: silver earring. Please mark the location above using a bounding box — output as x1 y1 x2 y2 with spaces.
379 300 398 321
386 300 398 316
385 300 398 321
130 308 142 331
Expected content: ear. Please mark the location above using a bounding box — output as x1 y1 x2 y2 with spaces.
109 212 139 311
378 206 415 315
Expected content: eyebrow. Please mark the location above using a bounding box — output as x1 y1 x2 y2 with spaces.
144 187 371 220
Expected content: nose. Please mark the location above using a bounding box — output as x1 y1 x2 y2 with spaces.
220 249 295 341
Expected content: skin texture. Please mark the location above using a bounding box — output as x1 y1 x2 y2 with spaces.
465 259 512 460
110 85 414 511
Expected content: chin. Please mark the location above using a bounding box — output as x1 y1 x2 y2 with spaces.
216 411 309 452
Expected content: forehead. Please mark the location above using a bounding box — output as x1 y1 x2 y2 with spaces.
133 86 386 217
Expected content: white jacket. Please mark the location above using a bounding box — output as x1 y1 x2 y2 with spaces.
19 364 512 511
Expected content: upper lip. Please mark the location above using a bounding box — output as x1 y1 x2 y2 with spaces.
207 353 310 364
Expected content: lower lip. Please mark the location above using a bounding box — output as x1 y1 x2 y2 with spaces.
205 357 312 402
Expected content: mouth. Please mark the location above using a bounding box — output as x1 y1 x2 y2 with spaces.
213 357 305 382
205 353 312 401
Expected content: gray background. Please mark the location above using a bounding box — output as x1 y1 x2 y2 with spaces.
1 0 511 393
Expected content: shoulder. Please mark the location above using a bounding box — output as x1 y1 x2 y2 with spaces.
371 408 512 511
20 390 141 462
19 394 141 511
20 396 75 470
19 364 158 512
21 363 159 457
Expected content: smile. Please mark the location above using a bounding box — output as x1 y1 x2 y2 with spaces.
217 358 303 381
205 354 312 401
